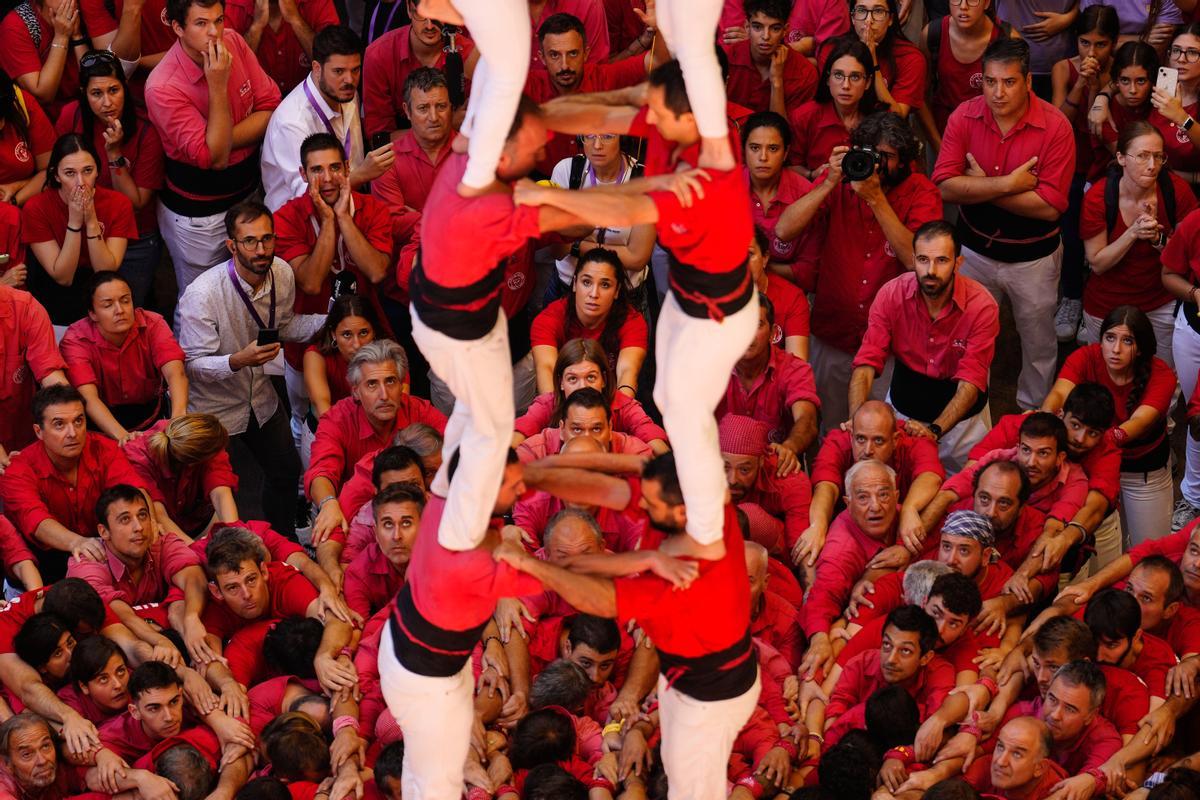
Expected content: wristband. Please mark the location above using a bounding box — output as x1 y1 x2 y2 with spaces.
465 788 491 800
66 224 82 233
1106 426 1129 446
494 784 518 798
70 38 88 47
588 777 616 792
959 724 983 739
775 737 799 759
50 42 66 48
482 635 501 649
1086 767 1108 793
884 745 916 766
1064 520 1088 539
807 731 824 745
317 495 337 509
617 384 636 394
87 233 103 240
978 676 999 698
338 646 354 660
602 721 624 736
332 715 357 735
734 775 765 799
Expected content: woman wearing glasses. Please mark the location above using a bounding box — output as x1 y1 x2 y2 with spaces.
20 133 136 330
1079 120 1195 360
817 0 926 119
787 36 878 178
1150 24 1200 186
55 51 164 308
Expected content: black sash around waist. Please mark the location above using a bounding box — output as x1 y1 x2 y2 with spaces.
957 202 1061 263
656 628 758 701
890 359 988 425
161 152 261 217
410 251 504 341
666 253 753 321
389 582 490 677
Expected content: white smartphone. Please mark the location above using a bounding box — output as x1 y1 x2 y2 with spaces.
1158 66 1180 97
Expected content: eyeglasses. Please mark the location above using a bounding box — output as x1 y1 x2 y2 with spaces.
582 134 618 142
80 50 118 69
1170 45 1200 63
831 69 868 84
235 234 276 250
952 0 984 7
851 6 891 20
1125 150 1167 165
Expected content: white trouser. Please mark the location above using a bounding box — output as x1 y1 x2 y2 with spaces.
658 670 761 800
1080 302 1176 369
654 290 759 545
454 0 530 189
156 201 230 300
1174 312 1200 508
378 626 475 800
411 305 514 550
959 245 1062 411
655 0 728 139
809 336 892 437
890 394 990 477
1120 466 1174 548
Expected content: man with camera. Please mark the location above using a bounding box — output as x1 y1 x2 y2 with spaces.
932 37 1075 412
849 221 999 473
774 110 943 431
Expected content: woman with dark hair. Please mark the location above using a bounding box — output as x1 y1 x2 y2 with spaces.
21 133 136 328
1149 23 1200 185
1043 305 1177 546
0 75 54 212
1088 42 1159 158
1079 121 1196 362
55 51 165 307
1081 0 1181 53
59 635 128 724
303 294 383 419
513 338 666 453
743 111 815 279
529 248 647 398
60 271 188 443
788 36 877 177
818 0 926 119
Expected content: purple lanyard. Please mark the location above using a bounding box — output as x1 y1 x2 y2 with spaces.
367 0 403 44
227 260 276 329
303 80 353 159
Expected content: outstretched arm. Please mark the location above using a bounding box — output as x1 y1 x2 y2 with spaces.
494 542 618 617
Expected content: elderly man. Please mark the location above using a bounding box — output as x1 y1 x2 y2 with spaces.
965 717 1067 800
800 459 899 677
0 713 88 800
746 541 805 669
799 400 944 568
307 340 446 543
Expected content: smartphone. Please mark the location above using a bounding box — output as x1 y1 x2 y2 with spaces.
0 255 9 267
370 132 391 151
256 328 280 346
1158 66 1180 97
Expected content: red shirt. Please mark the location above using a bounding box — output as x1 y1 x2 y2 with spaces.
57 683 120 726
54 103 165 237
854 270 999 392
825 648 955 744
0 587 121 655
724 41 817 114
306 346 353 405
718 0 850 48
930 17 1003 132
1162 604 1200 658
304 394 446 496
925 497 1052 590
815 37 927 110
736 456 812 557
840 615 985 675
122 420 238 534
524 54 646 104
0 7 79 117
360 25 475 137
99 712 160 761
718 338 820 445
765 273 810 344
514 390 666 443
966 753 1068 800
748 169 814 267
0 204 22 281
971 413 1122 509
224 0 340 94
1129 632 1178 698
1162 199 1200 283
751 590 805 668
190 520 304 564
513 489 645 553
0 286 65 453
247 675 322 735
945 448 1089 524
0 89 55 186
528 0 610 68
371 131 452 216
1080 174 1198 316
801 510 894 636
801 175 944 354
65 532 199 606
811 424 944 497
200 561 318 642
530 297 649 353
60 310 184 409
787 100 851 171
344 539 407 620
1151 104 1200 172
21 187 138 270
145 31 282 173
79 0 173 63
1128 519 1195 569
1009 696 1123 774
515 428 653 461
1058 345 1177 462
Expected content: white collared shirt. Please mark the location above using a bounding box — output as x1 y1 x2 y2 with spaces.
261 74 365 212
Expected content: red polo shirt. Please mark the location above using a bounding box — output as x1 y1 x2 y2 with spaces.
970 413 1122 510
513 489 645 553
79 0 174 63
528 0 610 68
922 497 1052 592
724 41 817 114
802 175 943 354
200 561 318 642
811 424 944 497
825 648 956 744
1125 632 1178 698
0 6 79 118
122 420 239 534
1162 197 1200 283
371 130 452 216
530 297 649 351
344 539 407 620
0 88 54 187
736 456 812 558
524 54 646 104
854 271 999 393
0 286 64 454
514 390 666 444
965 753 1068 800
1162 604 1200 658
717 347 820 445
944 448 1089 524
747 168 814 267
1008 696 1122 774
304 394 446 496
360 25 475 137
1080 174 1198 317
21 187 138 269
60 310 184 409
752 589 805 668
1152 104 1200 172
224 0 340 94
65 532 199 606
0 517 35 579
99 711 161 762
515 428 653 462
764 272 810 342
0 204 22 280
787 100 852 172
0 587 121 655
801 510 894 636
839 615 985 675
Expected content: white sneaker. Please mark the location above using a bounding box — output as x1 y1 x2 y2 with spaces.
1055 298 1082 342
1172 498 1200 532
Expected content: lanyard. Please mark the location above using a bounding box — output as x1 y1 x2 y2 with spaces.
367 0 403 44
303 79 353 159
226 260 276 330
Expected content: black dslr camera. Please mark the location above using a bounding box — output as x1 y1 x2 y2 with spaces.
842 145 884 182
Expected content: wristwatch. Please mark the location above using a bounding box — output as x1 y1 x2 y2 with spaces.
927 422 943 441
108 156 129 169
1184 116 1196 132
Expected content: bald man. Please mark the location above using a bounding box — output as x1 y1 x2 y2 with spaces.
746 541 805 668
964 716 1068 800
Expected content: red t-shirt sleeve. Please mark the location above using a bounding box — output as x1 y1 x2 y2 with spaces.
1057 344 1096 386
1162 210 1200 280
888 43 927 109
271 564 320 617
529 299 568 348
854 570 903 624
0 17 44 81
617 311 649 350
78 0 119 38
24 92 56 157
18 293 65 379
614 572 670 624
97 190 138 239
1141 359 1179 415
145 312 186 367
275 199 312 263
131 122 166 191
19 194 55 245
1079 180 1108 240
1033 114 1077 214
360 197 395 258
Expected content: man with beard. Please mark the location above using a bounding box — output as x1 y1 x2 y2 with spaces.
343 482 425 619
850 221 999 473
262 26 393 211
771 111 943 431
177 202 326 538
0 713 90 800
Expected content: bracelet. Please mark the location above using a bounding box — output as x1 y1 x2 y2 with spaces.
66 224 82 233
884 745 916 765
602 721 624 736
482 635 501 649
807 731 824 744
465 788 491 800
1064 97 1079 108
617 384 636 393
1097 90 1112 99
1064 520 1088 538
775 737 799 758
734 775 765 799
317 495 337 509
959 723 983 739
70 38 88 47
978 675 999 698
1106 426 1129 446
332 714 357 734
1086 768 1108 793
86 233 103 240
50 42 66 49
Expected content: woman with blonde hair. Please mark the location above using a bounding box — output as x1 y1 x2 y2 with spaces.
122 413 239 537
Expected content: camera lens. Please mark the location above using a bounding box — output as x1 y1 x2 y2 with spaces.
842 149 877 182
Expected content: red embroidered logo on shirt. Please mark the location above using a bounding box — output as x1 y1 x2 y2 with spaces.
160 8 169 25
240 81 252 97
771 324 783 345
13 142 29 163
507 272 526 291
969 73 983 89
12 364 27 385
952 338 968 351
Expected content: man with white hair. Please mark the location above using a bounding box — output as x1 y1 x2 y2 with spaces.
307 340 446 542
